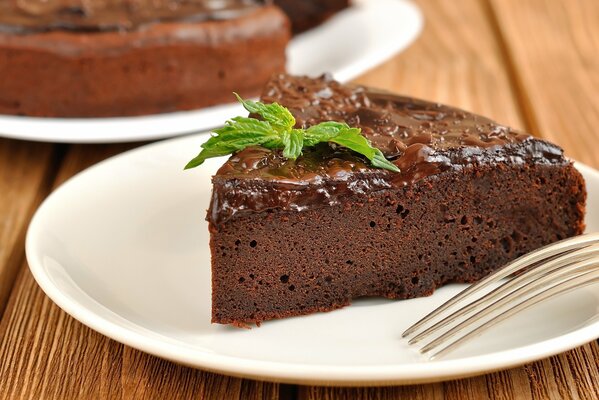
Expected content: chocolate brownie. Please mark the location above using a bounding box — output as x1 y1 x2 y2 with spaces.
0 1 290 117
274 0 349 33
208 74 586 326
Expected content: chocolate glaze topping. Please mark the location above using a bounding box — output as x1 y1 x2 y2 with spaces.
209 74 567 226
0 0 263 33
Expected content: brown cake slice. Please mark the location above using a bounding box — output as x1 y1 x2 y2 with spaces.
0 1 289 117
208 74 586 326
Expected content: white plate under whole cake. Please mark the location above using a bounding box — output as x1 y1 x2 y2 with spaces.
0 0 422 144
26 133 599 385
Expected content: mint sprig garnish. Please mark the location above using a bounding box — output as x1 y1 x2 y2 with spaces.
184 94 400 172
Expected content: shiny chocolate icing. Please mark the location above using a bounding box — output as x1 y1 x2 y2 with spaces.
209 74 567 226
0 0 263 33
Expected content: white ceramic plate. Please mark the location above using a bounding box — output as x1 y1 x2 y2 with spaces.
0 0 422 144
26 133 599 385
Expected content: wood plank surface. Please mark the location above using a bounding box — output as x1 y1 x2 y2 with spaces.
303 0 599 397
0 0 598 398
0 140 57 316
489 0 599 168
0 145 128 399
355 0 524 130
0 144 280 399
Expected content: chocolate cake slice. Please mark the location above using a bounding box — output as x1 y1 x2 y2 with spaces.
208 74 586 326
0 1 289 117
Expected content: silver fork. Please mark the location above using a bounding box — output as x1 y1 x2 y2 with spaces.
402 232 599 360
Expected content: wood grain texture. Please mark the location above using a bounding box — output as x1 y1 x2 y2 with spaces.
303 0 599 397
122 348 277 400
1 0 599 398
354 0 524 131
0 145 129 399
0 264 123 399
299 345 599 400
0 139 57 317
488 0 599 168
0 145 279 399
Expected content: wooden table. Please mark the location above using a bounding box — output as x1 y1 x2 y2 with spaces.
1 0 598 398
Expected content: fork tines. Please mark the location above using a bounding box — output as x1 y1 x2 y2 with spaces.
402 233 599 360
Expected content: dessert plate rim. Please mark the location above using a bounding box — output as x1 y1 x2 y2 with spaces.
0 0 423 144
25 133 599 386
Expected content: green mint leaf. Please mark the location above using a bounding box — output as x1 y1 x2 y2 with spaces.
184 118 281 169
329 127 375 158
304 121 350 145
184 145 234 169
282 129 304 159
371 149 401 172
185 94 400 173
217 116 273 137
330 128 400 173
234 93 295 131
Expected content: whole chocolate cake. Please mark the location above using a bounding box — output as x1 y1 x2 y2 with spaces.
0 0 290 117
206 74 586 326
